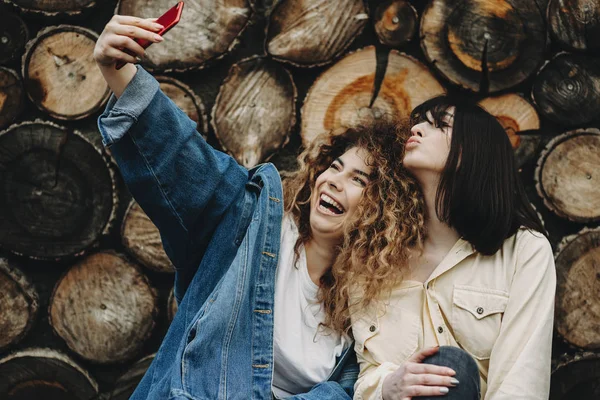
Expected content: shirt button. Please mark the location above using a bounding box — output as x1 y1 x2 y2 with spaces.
477 307 484 315
438 326 444 333
369 325 376 332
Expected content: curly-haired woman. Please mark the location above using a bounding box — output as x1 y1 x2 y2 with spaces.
93 15 424 400
345 96 556 400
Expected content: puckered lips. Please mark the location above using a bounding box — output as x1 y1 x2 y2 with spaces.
317 192 345 216
406 136 420 148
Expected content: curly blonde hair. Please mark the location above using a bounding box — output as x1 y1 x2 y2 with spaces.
283 119 425 333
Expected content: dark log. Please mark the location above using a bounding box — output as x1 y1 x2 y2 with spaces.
156 75 208 136
420 0 546 92
301 46 444 146
49 252 158 364
535 128 600 222
117 0 252 72
478 93 541 167
554 228 600 350
374 0 417 48
0 120 118 260
4 0 97 16
531 52 600 126
548 0 600 52
167 287 177 323
551 352 600 399
0 67 24 130
107 353 154 400
212 56 297 167
266 0 368 67
0 348 98 400
121 200 174 274
21 25 110 120
0 10 29 64
0 258 38 351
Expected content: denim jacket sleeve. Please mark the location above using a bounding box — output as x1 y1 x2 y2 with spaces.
97 66 248 297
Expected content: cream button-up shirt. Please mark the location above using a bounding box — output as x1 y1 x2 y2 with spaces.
351 229 556 400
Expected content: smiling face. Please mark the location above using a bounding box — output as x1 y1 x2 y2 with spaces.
403 107 455 176
309 146 373 241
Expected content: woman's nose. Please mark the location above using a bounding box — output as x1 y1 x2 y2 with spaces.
410 124 423 137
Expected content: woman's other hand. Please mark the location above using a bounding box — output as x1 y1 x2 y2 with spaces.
382 347 457 400
94 15 164 67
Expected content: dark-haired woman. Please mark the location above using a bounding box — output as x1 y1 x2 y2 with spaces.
92 15 426 400
345 96 556 400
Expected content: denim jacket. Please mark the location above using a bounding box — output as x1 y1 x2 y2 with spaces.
98 66 358 400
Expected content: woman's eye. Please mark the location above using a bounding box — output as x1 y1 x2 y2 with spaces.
330 163 340 171
353 177 367 187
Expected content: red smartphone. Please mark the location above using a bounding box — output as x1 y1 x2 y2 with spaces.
115 1 184 70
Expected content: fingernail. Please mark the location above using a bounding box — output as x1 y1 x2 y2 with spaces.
440 387 449 394
155 35 164 42
450 378 460 385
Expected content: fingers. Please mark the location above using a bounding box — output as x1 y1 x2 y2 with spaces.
103 46 138 65
405 385 453 397
406 362 455 376
113 15 163 32
112 24 164 46
405 373 459 387
409 346 439 363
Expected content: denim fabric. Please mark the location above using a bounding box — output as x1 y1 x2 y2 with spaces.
419 346 480 400
97 66 357 400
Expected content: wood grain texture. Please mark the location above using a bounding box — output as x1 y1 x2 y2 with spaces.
156 75 208 136
374 0 417 48
107 353 154 400
167 287 177 323
266 0 368 67
0 120 118 260
531 52 600 126
479 93 541 167
420 0 546 92
121 200 174 274
554 228 600 350
212 56 297 167
0 10 29 64
535 128 600 222
21 25 109 120
117 0 252 72
548 0 600 51
301 46 444 146
551 352 600 399
0 258 38 351
0 348 98 400
4 0 97 16
0 67 24 130
49 252 158 364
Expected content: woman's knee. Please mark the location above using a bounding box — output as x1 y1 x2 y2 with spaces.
421 346 480 399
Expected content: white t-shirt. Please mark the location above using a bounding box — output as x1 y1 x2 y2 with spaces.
272 215 350 398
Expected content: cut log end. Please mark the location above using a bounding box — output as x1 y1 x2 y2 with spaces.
0 11 29 64
22 25 109 120
374 0 417 47
551 352 600 400
7 0 98 16
548 0 600 52
49 252 158 363
108 353 155 400
0 67 25 130
535 128 600 222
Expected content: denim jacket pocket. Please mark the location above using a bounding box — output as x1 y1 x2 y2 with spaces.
452 285 509 360
354 304 419 366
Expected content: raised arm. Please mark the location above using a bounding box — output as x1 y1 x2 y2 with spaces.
94 16 249 297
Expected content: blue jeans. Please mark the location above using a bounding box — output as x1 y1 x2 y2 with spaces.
419 346 480 399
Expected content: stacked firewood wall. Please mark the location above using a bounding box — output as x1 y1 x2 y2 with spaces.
0 1 598 398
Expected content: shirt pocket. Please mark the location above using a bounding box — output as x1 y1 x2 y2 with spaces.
353 304 420 366
451 285 509 361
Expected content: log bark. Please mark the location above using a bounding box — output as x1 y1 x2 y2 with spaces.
108 353 154 400
117 0 252 72
0 67 24 130
301 46 444 146
167 287 178 323
551 352 600 399
548 0 600 52
212 56 297 167
0 258 38 351
0 348 98 400
0 120 117 260
0 10 29 64
531 52 600 126
156 75 208 136
5 0 97 16
374 0 417 48
21 25 109 120
266 0 368 67
535 128 600 222
49 252 158 364
420 0 546 92
478 93 541 167
554 227 600 350
121 200 174 274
